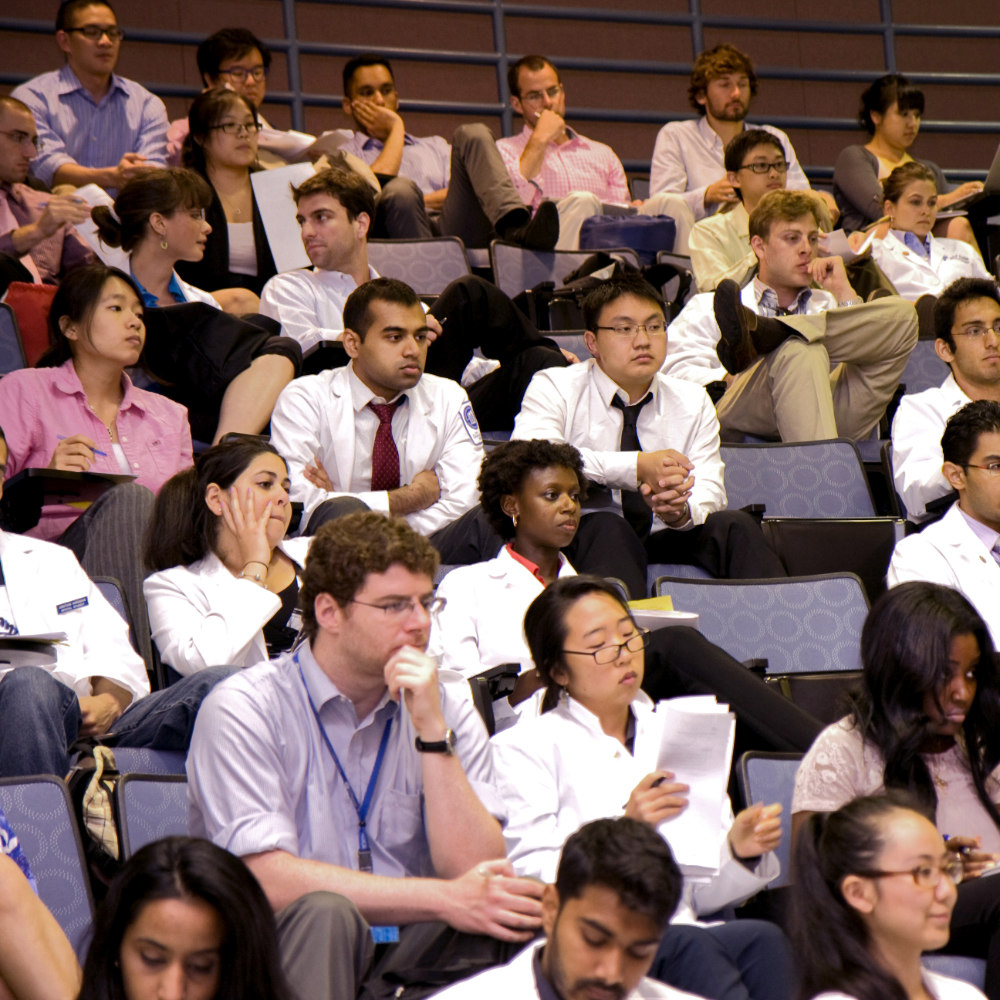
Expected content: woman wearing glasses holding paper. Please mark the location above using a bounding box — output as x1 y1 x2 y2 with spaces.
177 88 278 296
792 793 982 1000
491 574 793 1000
793 583 1000 998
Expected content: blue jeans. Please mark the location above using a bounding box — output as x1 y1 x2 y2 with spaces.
0 665 234 778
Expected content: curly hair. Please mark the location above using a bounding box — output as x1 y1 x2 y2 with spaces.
477 439 585 541
688 44 758 115
299 511 439 640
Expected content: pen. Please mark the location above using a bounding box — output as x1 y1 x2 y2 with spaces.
57 435 107 457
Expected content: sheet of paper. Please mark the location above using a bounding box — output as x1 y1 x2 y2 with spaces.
251 162 318 273
71 184 130 271
634 696 736 875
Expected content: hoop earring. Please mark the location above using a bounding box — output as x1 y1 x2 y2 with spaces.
160 238 169 251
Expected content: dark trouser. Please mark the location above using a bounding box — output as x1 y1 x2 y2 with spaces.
651 919 796 1000
58 482 156 673
0 665 233 778
275 891 524 1000
371 124 528 247
935 874 1000 999
642 627 823 754
428 275 568 431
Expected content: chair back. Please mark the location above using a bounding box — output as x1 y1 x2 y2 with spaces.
489 240 639 300
0 775 94 952
652 573 869 674
721 440 877 517
735 752 801 887
110 748 187 775
900 339 947 395
0 303 27 375
367 237 471 297
115 774 188 858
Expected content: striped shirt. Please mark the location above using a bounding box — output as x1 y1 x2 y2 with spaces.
496 125 630 210
12 65 167 190
338 131 451 195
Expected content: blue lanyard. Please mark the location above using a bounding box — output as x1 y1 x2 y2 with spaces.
296 657 393 873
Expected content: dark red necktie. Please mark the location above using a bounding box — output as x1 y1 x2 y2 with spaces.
369 400 404 491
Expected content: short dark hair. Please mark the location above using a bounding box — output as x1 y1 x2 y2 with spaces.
556 817 682 929
477 439 586 540
342 53 395 97
723 128 783 175
183 89 259 176
688 44 758 115
508 55 559 98
749 189 822 243
299 512 439 641
524 575 636 711
292 167 375 222
39 262 145 368
858 74 925 135
197 28 271 83
582 272 665 334
881 161 936 205
91 167 212 254
78 836 293 1000
56 0 115 32
933 277 1000 350
342 277 422 342
941 399 1000 468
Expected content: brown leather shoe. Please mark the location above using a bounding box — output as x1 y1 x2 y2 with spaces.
713 280 760 375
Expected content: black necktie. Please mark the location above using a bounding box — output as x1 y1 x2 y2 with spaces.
611 392 654 540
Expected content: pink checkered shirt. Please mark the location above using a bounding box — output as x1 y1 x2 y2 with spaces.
496 125 630 210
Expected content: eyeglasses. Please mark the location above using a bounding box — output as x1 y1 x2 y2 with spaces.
563 628 650 665
739 159 790 175
856 859 964 889
350 595 447 619
520 84 563 106
216 65 268 83
594 321 667 338
965 462 1000 477
209 121 261 136
0 130 42 151
65 25 124 41
952 321 1000 339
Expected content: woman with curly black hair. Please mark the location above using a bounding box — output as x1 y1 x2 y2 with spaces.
793 582 1000 997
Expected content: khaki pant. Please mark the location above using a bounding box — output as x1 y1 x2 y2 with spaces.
716 296 918 442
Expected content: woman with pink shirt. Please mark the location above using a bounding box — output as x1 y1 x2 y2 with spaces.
0 262 192 668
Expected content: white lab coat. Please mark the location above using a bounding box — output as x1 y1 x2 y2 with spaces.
890 374 969 520
512 360 726 530
428 547 576 676
143 537 312 676
492 692 778 922
868 232 990 301
431 942 705 1000
888 502 1000 646
812 969 985 999
269 365 483 532
0 530 148 701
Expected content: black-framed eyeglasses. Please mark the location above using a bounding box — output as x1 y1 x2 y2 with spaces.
0 130 42 151
952 321 1000 339
209 121 262 137
216 66 268 83
65 25 124 41
594 321 666 338
521 84 563 105
563 628 650 665
855 859 964 889
350 595 447 619
739 159 789 175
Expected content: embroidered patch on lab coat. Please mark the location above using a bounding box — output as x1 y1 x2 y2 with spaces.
460 401 483 446
56 597 88 614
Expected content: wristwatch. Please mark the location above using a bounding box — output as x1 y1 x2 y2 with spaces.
415 729 456 754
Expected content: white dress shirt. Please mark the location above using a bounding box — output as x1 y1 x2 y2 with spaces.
649 118 809 222
270 363 483 533
890 373 969 521
512 359 726 531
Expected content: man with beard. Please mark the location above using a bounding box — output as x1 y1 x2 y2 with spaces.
649 45 830 248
